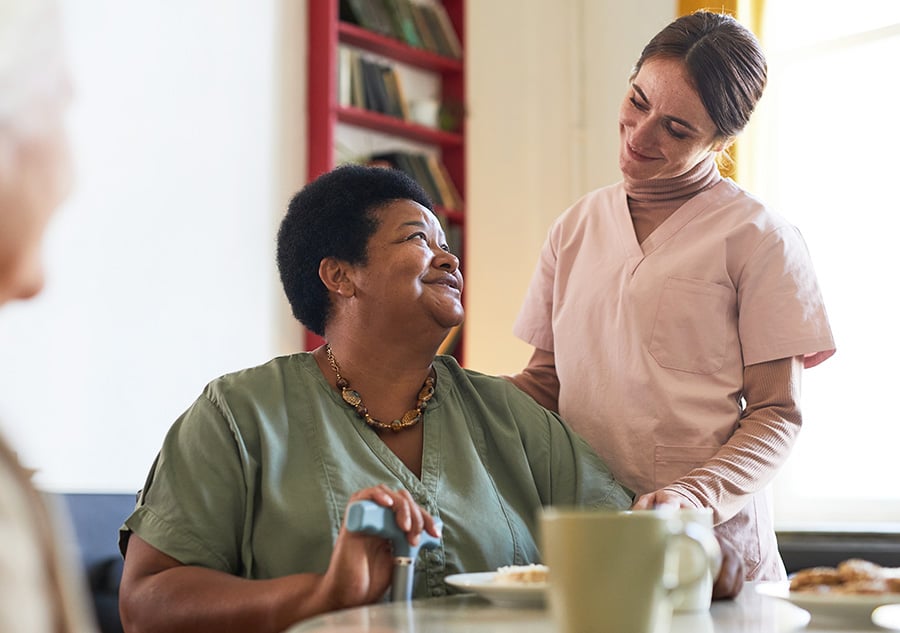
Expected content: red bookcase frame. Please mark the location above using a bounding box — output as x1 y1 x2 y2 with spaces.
305 0 466 361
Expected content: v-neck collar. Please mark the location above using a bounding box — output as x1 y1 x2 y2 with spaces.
307 353 445 499
614 180 724 272
353 403 441 498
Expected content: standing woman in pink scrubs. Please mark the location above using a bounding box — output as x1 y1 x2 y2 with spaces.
510 10 835 581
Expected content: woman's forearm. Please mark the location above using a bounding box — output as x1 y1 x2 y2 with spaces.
120 488 420 633
664 356 803 523
118 534 343 633
120 563 332 633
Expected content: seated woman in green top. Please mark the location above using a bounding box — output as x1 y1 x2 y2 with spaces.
118 164 633 633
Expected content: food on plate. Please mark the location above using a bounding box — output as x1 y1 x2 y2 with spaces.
493 564 549 585
790 559 900 595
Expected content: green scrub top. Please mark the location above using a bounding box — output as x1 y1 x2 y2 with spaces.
121 353 632 598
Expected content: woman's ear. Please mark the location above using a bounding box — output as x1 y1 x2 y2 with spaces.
318 257 355 297
713 136 736 153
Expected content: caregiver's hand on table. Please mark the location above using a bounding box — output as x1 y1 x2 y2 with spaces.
712 535 745 600
631 489 693 511
630 491 745 600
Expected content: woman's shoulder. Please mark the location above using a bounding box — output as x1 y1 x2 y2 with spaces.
201 353 315 407
206 353 302 384
560 182 625 219
544 182 626 245
436 355 517 389
179 354 322 448
574 180 625 203
712 179 795 230
434 356 555 417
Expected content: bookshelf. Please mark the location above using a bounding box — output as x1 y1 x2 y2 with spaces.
306 0 466 362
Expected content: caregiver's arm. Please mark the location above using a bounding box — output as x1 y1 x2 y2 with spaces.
633 355 803 523
505 347 561 413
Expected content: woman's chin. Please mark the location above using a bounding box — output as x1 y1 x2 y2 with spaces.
438 314 464 331
433 311 464 334
0 264 45 304
620 159 650 181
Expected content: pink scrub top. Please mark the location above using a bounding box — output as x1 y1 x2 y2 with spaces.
514 179 835 580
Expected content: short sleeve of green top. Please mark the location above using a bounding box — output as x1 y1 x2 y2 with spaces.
120 353 632 598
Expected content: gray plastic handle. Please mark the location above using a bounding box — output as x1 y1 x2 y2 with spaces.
345 499 443 601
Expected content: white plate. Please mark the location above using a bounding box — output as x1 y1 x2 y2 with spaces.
873 604 900 630
444 572 547 608
756 580 900 628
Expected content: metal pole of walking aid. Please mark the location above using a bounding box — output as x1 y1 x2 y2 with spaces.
345 500 443 601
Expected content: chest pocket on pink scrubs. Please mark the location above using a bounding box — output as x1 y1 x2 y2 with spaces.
649 277 732 374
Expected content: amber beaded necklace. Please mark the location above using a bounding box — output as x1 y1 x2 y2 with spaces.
326 344 435 432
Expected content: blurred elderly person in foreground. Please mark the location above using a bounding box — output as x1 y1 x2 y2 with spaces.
0 0 99 631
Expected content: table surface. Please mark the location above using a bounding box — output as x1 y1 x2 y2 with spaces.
285 582 900 633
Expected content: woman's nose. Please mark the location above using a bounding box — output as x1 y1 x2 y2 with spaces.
631 118 656 147
434 248 459 271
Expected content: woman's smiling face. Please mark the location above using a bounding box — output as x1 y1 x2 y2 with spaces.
618 57 724 182
347 199 464 334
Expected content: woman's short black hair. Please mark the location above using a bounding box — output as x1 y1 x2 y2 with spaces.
633 10 767 139
276 164 433 337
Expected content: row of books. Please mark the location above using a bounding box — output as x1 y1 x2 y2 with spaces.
340 0 462 59
441 219 463 262
368 151 463 211
338 48 410 121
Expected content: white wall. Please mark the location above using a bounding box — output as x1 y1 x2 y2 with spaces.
0 1 306 492
0 1 675 492
464 0 675 374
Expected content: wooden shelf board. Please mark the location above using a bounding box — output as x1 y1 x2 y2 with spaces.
337 106 463 147
338 22 463 72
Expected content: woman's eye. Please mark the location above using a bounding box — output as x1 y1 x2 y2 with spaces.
630 96 648 112
440 243 451 253
666 124 688 140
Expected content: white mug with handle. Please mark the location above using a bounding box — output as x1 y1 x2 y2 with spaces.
671 507 721 612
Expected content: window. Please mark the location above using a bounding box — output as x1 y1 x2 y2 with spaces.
742 1 900 528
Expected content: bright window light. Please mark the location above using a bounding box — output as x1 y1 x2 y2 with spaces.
744 2 900 528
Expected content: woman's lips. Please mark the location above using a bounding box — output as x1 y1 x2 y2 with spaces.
429 274 461 292
627 143 656 161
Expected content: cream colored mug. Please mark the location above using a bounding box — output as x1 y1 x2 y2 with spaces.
540 508 721 633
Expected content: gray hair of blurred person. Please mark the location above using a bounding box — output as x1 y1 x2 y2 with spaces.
0 0 72 305
0 0 70 169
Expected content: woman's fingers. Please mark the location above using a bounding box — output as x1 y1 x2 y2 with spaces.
396 488 423 541
422 512 442 539
631 491 657 510
359 483 397 508
347 486 439 546
631 489 693 511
